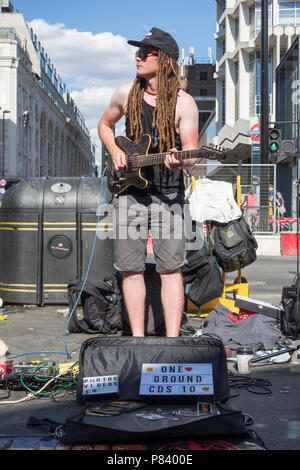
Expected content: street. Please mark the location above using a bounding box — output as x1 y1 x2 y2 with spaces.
228 255 298 306
0 255 298 451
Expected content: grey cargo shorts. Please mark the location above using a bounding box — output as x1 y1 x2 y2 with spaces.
112 192 186 274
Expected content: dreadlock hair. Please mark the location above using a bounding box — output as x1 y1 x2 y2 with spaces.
125 49 180 153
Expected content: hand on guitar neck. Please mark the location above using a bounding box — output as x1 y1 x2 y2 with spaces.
164 147 184 171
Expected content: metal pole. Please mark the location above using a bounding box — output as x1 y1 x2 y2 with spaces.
260 0 270 229
261 0 269 163
2 112 4 178
297 171 299 276
0 107 2 179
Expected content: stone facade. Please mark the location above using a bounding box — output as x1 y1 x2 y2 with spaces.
0 6 95 181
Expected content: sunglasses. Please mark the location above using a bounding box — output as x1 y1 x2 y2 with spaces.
135 49 158 60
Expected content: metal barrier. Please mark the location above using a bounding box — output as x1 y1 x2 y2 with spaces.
187 163 278 235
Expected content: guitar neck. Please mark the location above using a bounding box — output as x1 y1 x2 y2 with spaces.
136 149 201 168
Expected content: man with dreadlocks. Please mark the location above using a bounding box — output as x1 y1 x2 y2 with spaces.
98 27 199 337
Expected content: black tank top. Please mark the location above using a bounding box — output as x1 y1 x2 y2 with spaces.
124 99 184 195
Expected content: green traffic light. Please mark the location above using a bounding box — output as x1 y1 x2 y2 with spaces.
269 142 279 153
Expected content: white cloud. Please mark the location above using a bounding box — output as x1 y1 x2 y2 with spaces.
70 87 116 129
28 19 136 165
28 19 135 83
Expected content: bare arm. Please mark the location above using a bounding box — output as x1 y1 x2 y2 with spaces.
98 82 132 171
165 91 199 171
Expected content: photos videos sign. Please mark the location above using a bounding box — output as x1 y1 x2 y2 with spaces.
139 363 214 396
83 375 119 396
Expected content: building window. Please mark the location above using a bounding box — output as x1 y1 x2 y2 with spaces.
255 1 273 35
199 112 211 131
250 4 255 38
40 112 46 176
200 72 208 81
222 39 226 55
279 2 300 26
235 61 239 122
235 16 239 41
48 120 53 176
222 79 226 126
249 51 272 116
276 38 299 140
200 88 208 96
60 134 64 175
54 127 59 177
40 55 46 70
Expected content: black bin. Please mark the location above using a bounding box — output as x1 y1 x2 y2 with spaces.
0 177 114 305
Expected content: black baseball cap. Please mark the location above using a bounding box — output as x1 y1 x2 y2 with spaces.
128 27 179 61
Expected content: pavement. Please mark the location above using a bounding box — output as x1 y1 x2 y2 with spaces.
0 255 299 451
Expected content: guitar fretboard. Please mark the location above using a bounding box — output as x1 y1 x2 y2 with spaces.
132 149 205 168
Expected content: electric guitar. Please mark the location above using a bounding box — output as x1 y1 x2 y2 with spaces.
106 134 225 195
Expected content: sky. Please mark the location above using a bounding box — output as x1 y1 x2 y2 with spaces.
11 0 217 163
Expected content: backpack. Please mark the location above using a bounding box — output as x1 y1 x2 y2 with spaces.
67 273 122 334
208 216 258 273
281 274 300 339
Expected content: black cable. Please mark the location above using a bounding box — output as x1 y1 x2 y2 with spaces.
50 387 77 403
227 370 272 396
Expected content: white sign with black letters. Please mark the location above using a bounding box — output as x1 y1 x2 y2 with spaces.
82 375 119 396
139 363 214 396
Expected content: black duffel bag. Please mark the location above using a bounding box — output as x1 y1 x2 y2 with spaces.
60 336 249 444
76 335 230 405
182 244 224 307
61 402 248 445
67 274 122 335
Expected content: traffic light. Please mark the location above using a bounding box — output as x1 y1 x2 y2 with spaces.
268 128 281 156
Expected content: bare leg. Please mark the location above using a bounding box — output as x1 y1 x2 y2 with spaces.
160 270 184 337
246 213 252 231
122 272 146 337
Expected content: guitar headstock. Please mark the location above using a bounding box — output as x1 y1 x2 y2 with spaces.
200 144 226 161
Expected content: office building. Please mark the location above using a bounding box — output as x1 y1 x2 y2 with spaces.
215 0 300 216
276 35 300 216
179 48 216 135
215 0 300 161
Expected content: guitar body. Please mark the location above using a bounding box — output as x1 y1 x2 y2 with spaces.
105 134 225 195
106 134 152 195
